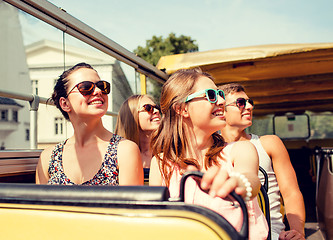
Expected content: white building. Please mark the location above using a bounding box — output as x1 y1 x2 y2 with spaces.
0 1 31 150
26 40 133 149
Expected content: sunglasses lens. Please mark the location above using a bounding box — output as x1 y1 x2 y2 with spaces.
144 104 153 113
236 98 246 108
96 81 110 94
207 90 217 102
248 99 254 106
77 81 95 95
218 90 225 99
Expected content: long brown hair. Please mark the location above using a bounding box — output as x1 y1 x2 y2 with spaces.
115 94 156 150
151 68 225 186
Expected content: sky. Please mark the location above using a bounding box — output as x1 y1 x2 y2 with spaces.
20 0 333 53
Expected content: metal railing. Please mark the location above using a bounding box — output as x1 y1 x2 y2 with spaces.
0 89 118 149
2 0 169 150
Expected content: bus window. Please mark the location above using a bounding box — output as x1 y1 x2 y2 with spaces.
273 113 310 139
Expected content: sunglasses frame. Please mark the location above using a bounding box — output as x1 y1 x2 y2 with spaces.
138 104 161 114
185 89 225 103
67 80 110 96
225 97 254 109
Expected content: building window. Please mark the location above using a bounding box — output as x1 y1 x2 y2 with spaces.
55 117 64 135
12 110 18 122
31 79 38 95
25 129 30 141
1 110 8 121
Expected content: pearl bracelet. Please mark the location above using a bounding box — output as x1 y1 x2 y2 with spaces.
229 172 252 202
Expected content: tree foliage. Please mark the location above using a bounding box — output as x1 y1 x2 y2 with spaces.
133 33 199 101
134 33 199 66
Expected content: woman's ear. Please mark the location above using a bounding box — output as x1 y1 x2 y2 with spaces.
59 97 71 114
174 104 190 118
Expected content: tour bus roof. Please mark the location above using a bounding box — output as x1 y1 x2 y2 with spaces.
157 43 333 116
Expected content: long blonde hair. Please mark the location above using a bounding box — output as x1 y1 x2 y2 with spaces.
151 68 225 186
115 94 156 150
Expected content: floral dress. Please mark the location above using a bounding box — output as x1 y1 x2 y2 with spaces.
47 134 122 185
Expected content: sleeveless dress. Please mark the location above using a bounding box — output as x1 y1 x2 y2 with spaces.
47 134 122 185
250 134 285 240
167 143 269 240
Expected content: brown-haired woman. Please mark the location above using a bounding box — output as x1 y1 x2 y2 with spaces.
36 62 143 185
149 68 268 240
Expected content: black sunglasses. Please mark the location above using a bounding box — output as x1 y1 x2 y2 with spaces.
225 98 254 109
139 104 161 114
67 81 110 96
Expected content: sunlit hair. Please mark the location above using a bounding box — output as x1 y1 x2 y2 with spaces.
219 83 245 96
115 94 156 150
151 68 225 186
50 62 96 120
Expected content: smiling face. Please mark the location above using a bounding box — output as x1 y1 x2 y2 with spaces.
224 91 253 129
138 95 161 133
61 68 108 120
185 76 226 134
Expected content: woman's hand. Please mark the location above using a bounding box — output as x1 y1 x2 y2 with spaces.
279 230 305 240
187 165 246 198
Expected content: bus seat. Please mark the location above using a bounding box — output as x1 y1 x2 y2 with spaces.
316 148 333 240
0 173 249 240
144 168 149 185
258 166 271 240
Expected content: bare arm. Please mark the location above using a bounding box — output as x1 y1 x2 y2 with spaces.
117 139 144 185
231 141 261 199
35 147 53 184
200 141 260 200
149 156 163 186
260 135 305 239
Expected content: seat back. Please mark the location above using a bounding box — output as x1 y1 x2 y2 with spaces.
0 182 247 240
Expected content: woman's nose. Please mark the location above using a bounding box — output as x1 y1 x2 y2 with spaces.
217 94 226 106
92 85 102 95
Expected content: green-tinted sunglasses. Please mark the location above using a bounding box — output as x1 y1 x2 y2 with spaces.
185 89 225 103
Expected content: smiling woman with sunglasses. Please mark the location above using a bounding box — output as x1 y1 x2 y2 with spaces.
36 62 143 186
149 68 268 240
115 95 161 182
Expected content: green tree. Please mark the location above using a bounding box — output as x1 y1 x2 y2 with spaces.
134 33 198 66
134 33 199 100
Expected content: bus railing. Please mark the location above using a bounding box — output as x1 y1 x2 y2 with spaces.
0 89 118 149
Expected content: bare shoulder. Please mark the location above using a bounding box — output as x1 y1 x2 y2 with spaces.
231 140 256 153
117 138 141 164
40 144 56 163
259 135 285 150
36 144 56 184
229 141 258 165
118 138 140 152
259 134 283 144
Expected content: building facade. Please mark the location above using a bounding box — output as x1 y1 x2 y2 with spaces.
26 40 133 149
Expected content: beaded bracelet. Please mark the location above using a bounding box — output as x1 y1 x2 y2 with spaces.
229 172 252 202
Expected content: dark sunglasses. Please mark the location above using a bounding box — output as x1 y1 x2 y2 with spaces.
185 89 225 104
139 104 161 114
225 97 254 109
67 81 110 96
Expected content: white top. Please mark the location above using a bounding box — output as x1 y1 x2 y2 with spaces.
250 134 285 238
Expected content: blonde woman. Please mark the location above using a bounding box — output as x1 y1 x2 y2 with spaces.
115 94 161 178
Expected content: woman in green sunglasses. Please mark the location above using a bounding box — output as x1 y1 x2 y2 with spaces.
149 68 268 240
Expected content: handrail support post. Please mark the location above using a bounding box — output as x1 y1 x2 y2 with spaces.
29 94 40 149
